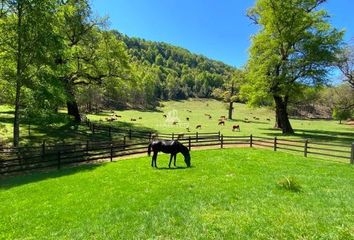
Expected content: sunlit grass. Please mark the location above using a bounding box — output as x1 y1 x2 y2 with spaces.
0 148 353 239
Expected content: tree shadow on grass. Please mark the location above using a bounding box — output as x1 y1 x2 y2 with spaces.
0 164 102 190
260 127 354 144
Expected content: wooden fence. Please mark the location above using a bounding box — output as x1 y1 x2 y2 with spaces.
1 132 353 176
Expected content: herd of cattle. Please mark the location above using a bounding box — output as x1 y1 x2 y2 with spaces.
100 109 271 134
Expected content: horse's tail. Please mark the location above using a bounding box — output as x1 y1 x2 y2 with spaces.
148 143 152 156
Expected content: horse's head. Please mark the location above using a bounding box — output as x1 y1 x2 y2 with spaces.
181 145 191 167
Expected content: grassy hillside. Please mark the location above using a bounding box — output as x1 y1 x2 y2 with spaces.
1 99 353 146
1 148 353 239
88 99 354 144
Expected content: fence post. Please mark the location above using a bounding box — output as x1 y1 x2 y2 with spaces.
221 134 224 148
196 132 199 143
218 131 221 140
350 142 354 164
304 139 308 157
274 137 277 151
57 151 61 170
149 132 152 141
172 133 174 140
110 144 113 162
250 134 253 148
109 127 112 139
129 129 132 140
188 136 191 151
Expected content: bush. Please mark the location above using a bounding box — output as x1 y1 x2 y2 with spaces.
277 176 302 192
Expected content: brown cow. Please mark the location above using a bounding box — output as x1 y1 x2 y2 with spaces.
196 125 202 129
232 125 240 131
218 121 225 126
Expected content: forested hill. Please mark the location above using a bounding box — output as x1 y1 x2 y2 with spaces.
114 31 236 100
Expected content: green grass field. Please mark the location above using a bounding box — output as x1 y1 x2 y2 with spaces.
1 148 353 239
1 99 353 145
87 99 353 144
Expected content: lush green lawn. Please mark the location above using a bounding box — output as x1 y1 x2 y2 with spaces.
1 99 353 145
88 99 354 144
1 148 353 239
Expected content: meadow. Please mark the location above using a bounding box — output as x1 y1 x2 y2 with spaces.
87 99 353 144
1 99 353 146
0 148 353 239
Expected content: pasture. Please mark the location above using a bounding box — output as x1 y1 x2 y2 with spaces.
1 148 353 239
0 99 353 147
87 99 353 144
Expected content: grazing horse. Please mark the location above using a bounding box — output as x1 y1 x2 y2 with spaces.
232 125 240 131
148 140 191 168
218 121 225 126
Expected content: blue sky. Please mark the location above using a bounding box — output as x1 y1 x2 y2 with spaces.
91 0 353 69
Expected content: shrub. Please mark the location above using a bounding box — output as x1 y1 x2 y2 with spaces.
277 176 302 192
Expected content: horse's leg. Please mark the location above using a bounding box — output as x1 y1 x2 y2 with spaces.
169 154 173 168
152 152 158 168
173 154 177 167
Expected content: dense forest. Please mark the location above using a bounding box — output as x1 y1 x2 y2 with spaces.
77 31 236 110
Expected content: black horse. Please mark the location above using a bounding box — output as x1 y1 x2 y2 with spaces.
148 140 191 168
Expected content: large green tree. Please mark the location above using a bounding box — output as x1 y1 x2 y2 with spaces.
0 0 62 146
244 0 343 134
56 1 129 122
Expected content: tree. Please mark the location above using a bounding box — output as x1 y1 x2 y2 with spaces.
56 1 129 122
0 0 62 146
337 43 354 88
212 70 244 119
245 0 343 134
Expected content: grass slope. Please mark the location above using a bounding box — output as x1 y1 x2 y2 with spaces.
88 99 354 144
1 148 353 239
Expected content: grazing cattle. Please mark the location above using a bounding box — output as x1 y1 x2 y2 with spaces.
244 118 248 121
115 115 122 118
187 110 192 113
177 133 184 139
131 118 137 121
232 125 240 131
106 117 117 122
173 121 178 125
254 117 260 120
186 127 190 132
139 117 142 119
186 117 190 121
196 125 202 129
218 121 225 126
266 118 271 121
163 114 167 118
220 115 226 119
209 115 212 120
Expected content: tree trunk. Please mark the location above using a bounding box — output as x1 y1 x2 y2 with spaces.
274 95 294 134
228 101 233 120
65 83 81 123
13 2 23 147
274 109 282 129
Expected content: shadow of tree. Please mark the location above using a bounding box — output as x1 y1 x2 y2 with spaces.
260 127 354 144
0 164 102 190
